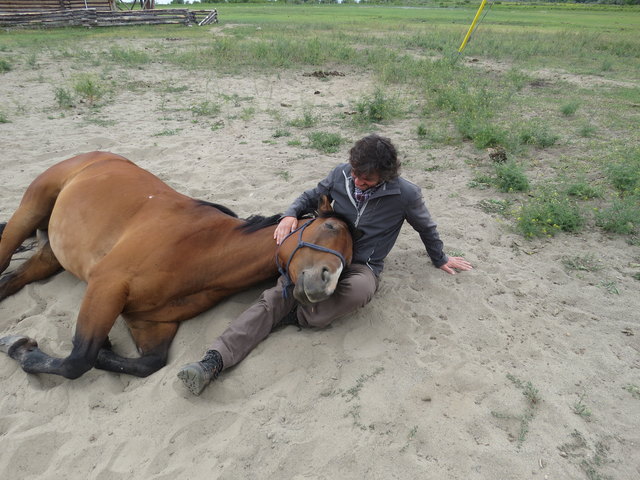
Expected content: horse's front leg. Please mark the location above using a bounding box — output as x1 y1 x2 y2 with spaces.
0 281 127 379
95 321 179 377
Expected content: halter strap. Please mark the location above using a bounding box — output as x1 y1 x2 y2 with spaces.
276 218 347 299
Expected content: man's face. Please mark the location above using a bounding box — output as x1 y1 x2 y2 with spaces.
352 171 381 191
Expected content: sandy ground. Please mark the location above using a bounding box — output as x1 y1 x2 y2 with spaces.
0 35 639 480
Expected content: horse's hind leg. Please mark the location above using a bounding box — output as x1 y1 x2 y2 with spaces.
0 237 62 301
95 321 179 377
0 280 126 379
0 178 60 275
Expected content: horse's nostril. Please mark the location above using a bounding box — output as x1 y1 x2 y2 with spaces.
322 267 330 283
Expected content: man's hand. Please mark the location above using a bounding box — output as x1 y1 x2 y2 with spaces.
439 257 473 275
274 216 298 245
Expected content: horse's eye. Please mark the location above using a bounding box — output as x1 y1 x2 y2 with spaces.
325 222 336 231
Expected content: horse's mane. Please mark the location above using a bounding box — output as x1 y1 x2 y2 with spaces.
239 214 282 233
196 200 238 218
238 209 358 240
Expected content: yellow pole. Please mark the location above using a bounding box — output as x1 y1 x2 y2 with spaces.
458 0 488 53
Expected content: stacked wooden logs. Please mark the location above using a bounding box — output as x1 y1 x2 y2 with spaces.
0 8 218 28
0 1 115 12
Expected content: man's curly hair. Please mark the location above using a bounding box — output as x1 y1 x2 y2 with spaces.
349 134 400 183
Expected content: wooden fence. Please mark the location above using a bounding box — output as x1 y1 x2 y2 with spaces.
0 1 116 12
0 8 218 28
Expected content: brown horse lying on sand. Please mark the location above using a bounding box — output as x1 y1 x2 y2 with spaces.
0 152 354 380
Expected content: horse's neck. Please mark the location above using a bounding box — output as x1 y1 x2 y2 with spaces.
235 225 278 269
207 223 279 286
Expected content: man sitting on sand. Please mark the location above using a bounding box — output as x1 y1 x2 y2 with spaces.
178 134 472 395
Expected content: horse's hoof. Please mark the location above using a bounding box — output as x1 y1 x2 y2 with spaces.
0 335 36 355
177 362 212 396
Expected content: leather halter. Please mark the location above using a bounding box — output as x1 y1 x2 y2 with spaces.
276 218 348 299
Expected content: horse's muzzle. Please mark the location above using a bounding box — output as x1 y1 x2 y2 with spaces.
293 264 343 305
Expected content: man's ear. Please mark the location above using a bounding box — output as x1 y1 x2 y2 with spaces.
317 195 333 214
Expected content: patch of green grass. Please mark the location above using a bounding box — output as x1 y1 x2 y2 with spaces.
600 59 614 72
353 87 402 125
595 196 640 235
240 106 256 121
342 367 384 403
599 280 619 295
560 101 580 116
54 87 74 109
109 46 150 65
505 68 531 91
517 120 560 148
468 174 494 190
289 108 319 129
26 52 38 69
161 85 189 94
572 394 593 420
623 384 640 400
565 179 602 200
0 111 9 123
190 100 221 118
0 58 11 73
491 374 542 450
153 128 181 137
276 170 291 181
273 129 291 138
308 131 345 154
495 161 530 193
516 191 584 238
561 253 602 272
578 123 597 138
72 74 107 106
83 115 116 127
605 148 640 195
478 198 512 215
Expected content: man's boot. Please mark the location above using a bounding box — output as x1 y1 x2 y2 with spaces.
177 349 223 395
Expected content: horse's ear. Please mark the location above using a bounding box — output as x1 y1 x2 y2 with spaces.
317 195 333 214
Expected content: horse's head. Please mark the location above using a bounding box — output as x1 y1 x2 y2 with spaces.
277 196 355 305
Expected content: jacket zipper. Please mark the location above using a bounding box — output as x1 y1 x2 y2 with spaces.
343 171 370 227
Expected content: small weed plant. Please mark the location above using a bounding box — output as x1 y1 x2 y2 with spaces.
72 74 107 106
623 384 640 400
495 161 530 193
561 253 601 272
565 179 602 200
596 196 640 235
308 131 345 154
0 59 11 73
579 123 597 138
518 120 559 148
457 117 509 149
190 100 221 118
606 148 640 195
491 374 542 449
289 108 319 129
354 88 402 125
54 87 74 109
109 46 150 66
516 190 584 238
572 394 593 420
560 101 580 116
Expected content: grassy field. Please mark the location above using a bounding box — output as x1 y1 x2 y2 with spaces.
1 3 639 240
1 5 639 479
